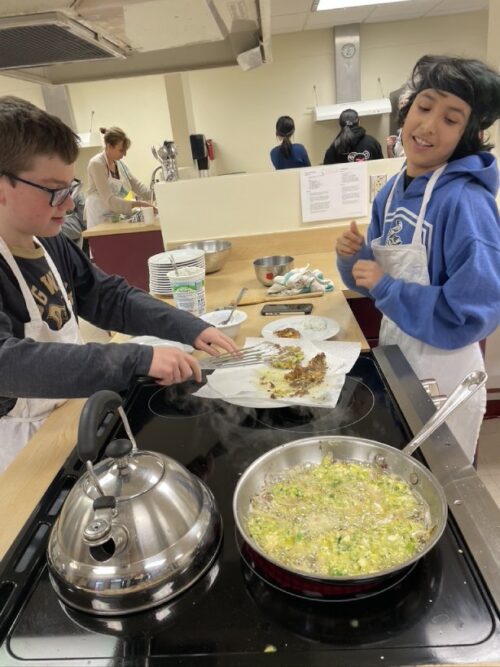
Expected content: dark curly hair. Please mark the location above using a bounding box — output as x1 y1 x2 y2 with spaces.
399 55 500 160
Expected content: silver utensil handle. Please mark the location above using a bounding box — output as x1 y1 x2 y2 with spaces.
403 370 487 457
118 405 138 452
222 287 248 324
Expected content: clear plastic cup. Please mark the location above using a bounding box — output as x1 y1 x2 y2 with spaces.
142 207 155 224
167 266 206 316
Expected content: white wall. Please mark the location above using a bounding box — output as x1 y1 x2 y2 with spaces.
0 10 489 181
0 73 172 189
156 158 404 242
68 75 173 188
0 74 45 108
188 29 336 175
186 11 488 174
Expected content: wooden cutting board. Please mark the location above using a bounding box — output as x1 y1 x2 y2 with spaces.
238 290 324 306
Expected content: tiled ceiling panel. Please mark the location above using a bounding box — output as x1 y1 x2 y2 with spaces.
271 13 308 34
425 0 488 16
368 0 445 23
271 0 312 16
269 0 489 34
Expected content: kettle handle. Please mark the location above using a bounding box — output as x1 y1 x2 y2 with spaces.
77 390 123 463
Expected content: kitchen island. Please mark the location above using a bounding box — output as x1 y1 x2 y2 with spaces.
82 217 164 292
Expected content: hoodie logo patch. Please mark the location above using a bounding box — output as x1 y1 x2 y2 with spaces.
347 150 371 162
384 208 433 250
387 220 403 245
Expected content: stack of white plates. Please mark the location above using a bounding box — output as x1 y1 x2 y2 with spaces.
148 248 205 295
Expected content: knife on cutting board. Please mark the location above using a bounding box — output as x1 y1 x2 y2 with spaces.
237 290 324 306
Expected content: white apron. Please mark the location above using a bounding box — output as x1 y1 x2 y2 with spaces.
371 166 486 463
0 237 83 473
85 159 132 229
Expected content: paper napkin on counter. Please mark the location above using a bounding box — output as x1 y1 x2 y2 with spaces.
267 264 334 296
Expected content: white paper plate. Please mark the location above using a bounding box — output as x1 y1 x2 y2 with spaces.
128 335 193 353
148 249 205 266
149 261 205 272
261 316 340 342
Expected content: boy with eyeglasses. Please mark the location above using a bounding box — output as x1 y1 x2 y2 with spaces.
0 96 237 474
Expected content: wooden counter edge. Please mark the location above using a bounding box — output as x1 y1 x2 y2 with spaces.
83 219 161 238
0 398 85 562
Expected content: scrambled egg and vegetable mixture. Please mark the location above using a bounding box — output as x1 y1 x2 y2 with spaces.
247 457 432 577
259 345 328 400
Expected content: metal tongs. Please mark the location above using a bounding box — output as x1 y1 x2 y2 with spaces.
200 342 283 369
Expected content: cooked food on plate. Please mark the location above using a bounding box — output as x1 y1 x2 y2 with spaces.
303 317 327 332
247 456 432 577
275 327 301 339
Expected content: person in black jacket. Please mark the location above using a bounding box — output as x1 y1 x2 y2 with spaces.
0 95 237 473
323 109 383 164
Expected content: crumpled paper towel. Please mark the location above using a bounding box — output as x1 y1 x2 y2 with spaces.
267 264 334 295
193 338 361 409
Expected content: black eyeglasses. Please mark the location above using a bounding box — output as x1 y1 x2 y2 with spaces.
1 172 81 207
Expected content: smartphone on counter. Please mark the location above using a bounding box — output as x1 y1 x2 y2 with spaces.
261 303 313 316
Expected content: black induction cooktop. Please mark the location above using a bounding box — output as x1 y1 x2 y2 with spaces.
1 351 499 666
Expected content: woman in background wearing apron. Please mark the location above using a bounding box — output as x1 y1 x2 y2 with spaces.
336 55 500 463
85 127 154 229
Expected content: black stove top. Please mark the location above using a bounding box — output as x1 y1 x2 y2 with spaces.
1 353 499 666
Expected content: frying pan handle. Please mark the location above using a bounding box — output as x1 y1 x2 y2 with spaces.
403 370 487 457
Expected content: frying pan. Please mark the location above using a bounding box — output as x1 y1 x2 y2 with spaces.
233 370 486 585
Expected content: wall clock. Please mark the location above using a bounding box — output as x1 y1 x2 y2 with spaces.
341 42 357 59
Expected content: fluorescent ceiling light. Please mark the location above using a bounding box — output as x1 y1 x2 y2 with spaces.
315 0 412 10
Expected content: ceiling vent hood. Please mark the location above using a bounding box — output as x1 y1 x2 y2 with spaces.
0 0 271 85
314 24 391 122
0 11 126 70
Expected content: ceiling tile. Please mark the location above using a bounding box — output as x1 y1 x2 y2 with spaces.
367 0 441 22
271 0 312 16
426 0 488 15
269 0 489 33
271 13 309 33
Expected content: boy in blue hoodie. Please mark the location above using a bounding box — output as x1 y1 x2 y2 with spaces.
336 55 500 463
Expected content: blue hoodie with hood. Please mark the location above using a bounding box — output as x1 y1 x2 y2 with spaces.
337 152 500 350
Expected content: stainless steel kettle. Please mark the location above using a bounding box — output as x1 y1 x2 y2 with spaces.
47 390 222 616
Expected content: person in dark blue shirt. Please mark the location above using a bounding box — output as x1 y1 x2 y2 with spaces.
270 116 311 170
